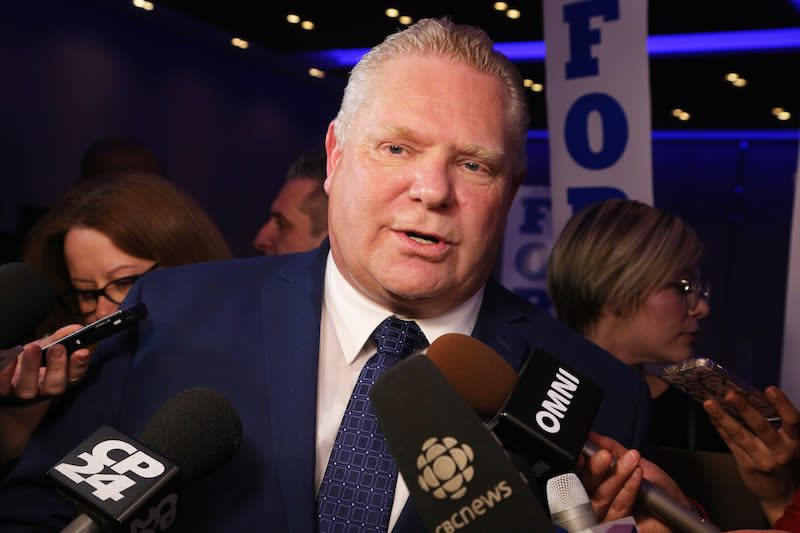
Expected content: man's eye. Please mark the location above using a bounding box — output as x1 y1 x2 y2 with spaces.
464 161 482 172
387 145 404 154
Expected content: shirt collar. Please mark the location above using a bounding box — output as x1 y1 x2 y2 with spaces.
324 251 484 365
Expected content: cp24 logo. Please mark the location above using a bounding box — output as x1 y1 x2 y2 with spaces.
53 439 165 501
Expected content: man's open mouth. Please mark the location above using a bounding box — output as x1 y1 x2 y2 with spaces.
406 231 440 245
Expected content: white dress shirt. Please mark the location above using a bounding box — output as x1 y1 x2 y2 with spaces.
315 251 484 530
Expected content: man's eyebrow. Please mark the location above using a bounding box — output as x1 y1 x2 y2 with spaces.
460 144 506 167
270 211 292 228
373 123 418 140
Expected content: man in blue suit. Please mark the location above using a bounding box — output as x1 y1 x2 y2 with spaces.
0 17 656 531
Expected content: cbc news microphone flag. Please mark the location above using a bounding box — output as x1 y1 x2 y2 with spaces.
781 137 800 406
501 0 653 313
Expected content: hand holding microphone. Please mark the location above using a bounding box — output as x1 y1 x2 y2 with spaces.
580 435 695 533
547 471 638 532
426 333 719 533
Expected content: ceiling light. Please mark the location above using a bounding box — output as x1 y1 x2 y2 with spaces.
679 111 690 121
301 20 315 30
385 8 399 18
494 2 509 10
286 14 300 24
725 72 739 82
732 77 747 87
309 68 325 79
772 107 785 115
671 108 683 117
506 9 521 19
523 79 533 87
231 38 249 49
399 15 413 25
132 0 153 10
531 83 543 92
777 111 791 120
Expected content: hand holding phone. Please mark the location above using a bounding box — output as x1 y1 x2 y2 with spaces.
659 357 780 425
40 302 148 365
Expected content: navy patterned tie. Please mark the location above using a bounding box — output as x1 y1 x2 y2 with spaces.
317 316 427 533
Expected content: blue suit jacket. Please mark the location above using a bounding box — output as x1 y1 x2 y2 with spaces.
0 244 651 531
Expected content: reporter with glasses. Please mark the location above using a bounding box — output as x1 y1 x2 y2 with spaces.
0 173 231 469
547 198 711 402
547 197 800 528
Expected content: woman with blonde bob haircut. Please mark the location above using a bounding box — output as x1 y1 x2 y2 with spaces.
548 198 800 528
547 197 707 353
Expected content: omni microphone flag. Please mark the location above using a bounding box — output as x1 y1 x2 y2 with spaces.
488 347 604 481
370 354 554 532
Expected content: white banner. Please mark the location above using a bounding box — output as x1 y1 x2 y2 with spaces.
543 0 653 237
501 185 555 314
780 138 800 406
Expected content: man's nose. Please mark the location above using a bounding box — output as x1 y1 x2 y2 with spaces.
408 158 454 209
253 221 276 254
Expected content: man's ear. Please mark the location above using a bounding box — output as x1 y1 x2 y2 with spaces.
324 120 341 194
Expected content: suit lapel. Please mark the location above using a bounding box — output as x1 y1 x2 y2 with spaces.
260 245 328 533
470 276 533 372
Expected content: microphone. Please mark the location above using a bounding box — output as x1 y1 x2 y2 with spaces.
581 442 718 533
546 472 637 533
369 353 555 532
426 334 720 533
428 334 603 480
0 262 55 369
48 387 242 532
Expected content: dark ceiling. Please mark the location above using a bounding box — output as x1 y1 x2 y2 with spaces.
152 1 800 130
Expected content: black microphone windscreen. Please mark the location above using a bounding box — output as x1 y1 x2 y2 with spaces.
50 388 243 532
139 388 242 482
0 262 55 348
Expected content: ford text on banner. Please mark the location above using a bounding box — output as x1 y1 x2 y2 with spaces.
543 0 653 236
501 185 554 314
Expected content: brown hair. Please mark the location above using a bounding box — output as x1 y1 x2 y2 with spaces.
23 173 232 330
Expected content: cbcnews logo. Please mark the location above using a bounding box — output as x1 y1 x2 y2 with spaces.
416 435 514 533
417 437 475 499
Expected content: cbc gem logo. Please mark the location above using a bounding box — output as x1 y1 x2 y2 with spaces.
416 436 475 500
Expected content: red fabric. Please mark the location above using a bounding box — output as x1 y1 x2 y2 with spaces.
774 488 800 532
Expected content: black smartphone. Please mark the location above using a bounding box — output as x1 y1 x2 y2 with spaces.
40 302 148 364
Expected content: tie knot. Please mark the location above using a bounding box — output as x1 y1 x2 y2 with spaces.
372 316 427 358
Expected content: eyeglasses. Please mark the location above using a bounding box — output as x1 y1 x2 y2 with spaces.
668 277 711 309
60 263 159 316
